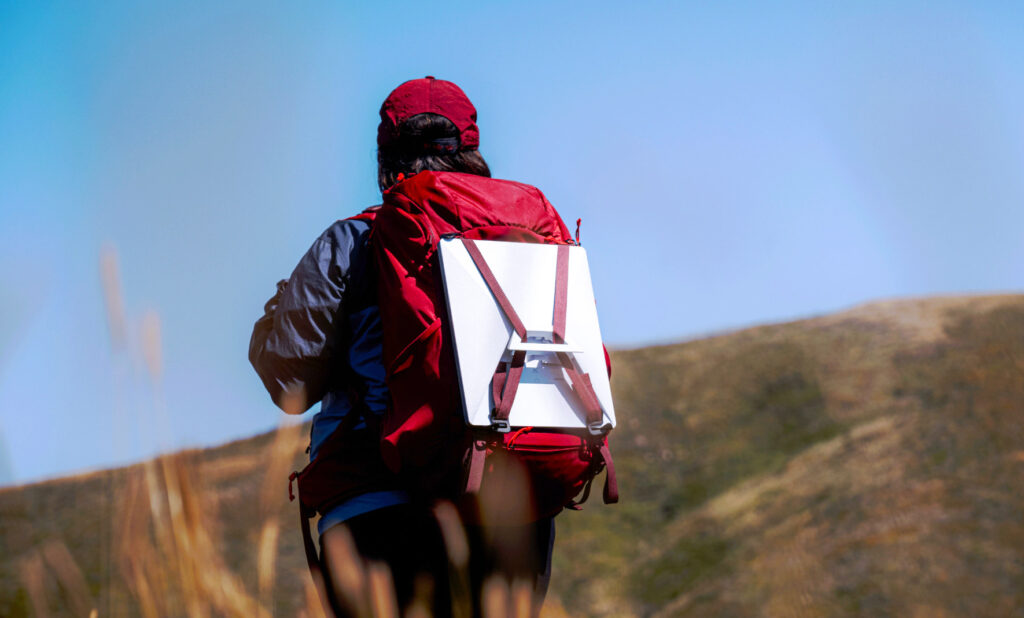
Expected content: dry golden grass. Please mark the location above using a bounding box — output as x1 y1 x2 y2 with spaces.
4 389 420 617
551 294 1024 616
2 245 556 618
3 247 326 616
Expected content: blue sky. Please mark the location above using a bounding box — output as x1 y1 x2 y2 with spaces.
2 1 1023 485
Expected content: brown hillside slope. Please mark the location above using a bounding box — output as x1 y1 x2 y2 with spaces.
552 293 1024 616
0 424 314 616
2 294 1023 616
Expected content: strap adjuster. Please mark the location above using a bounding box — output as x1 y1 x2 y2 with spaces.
587 421 605 436
492 419 511 433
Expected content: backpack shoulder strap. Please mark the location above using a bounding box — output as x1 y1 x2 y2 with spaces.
296 500 336 618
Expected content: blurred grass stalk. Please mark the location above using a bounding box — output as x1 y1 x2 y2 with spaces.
21 243 545 617
94 245 407 616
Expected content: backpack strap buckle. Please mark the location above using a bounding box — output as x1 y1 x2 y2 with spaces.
491 418 511 433
587 421 605 436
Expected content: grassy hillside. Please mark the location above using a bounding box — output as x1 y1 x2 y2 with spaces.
553 294 1024 616
2 295 1023 616
0 425 314 617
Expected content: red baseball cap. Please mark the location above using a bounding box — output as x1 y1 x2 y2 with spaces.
377 76 480 151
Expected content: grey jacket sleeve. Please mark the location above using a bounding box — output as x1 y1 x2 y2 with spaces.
249 220 364 413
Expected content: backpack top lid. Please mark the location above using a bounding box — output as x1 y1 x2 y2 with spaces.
383 171 571 245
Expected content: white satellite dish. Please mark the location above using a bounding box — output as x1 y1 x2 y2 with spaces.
437 237 616 432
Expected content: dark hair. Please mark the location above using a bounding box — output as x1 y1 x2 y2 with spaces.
377 113 491 192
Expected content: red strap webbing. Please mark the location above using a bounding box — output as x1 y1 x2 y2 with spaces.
599 441 619 504
567 474 595 510
465 438 489 493
298 502 337 617
491 361 508 410
493 350 526 422
555 352 603 427
463 239 527 339
551 245 605 428
553 244 569 343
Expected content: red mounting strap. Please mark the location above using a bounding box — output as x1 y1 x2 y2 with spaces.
493 350 526 423
555 351 603 429
598 441 619 504
463 239 527 339
492 361 508 411
568 473 596 510
297 494 336 618
465 439 489 494
553 244 569 343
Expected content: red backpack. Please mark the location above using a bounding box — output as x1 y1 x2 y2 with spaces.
371 171 617 522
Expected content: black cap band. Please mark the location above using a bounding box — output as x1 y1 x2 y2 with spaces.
425 136 459 153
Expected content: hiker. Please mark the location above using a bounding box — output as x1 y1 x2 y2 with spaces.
251 77 610 617
369 77 616 615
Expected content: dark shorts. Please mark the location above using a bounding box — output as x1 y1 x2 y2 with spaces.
319 504 555 617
